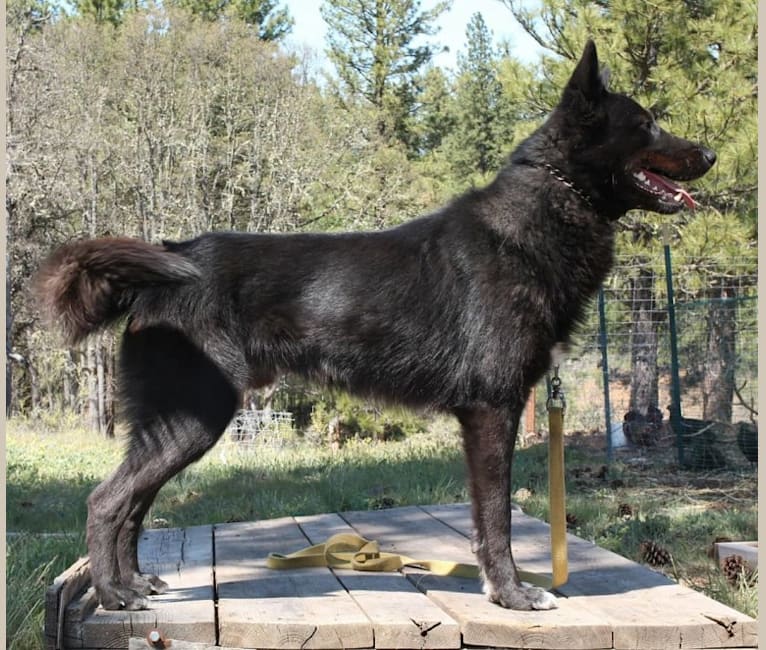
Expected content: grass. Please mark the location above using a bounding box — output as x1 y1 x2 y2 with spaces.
6 416 758 649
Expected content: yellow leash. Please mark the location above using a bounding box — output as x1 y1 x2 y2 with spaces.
266 532 551 588
268 376 570 592
547 367 569 588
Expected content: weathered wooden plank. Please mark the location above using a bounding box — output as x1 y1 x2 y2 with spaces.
502 515 757 649
46 555 92 650
424 502 675 591
341 506 477 565
215 517 373 649
296 512 462 649
599 584 759 649
62 587 99 648
65 525 216 649
344 506 612 650
422 503 569 579
408 573 615 650
51 504 758 650
424 503 758 649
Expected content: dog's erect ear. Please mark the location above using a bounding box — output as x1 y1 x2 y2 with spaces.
562 40 608 112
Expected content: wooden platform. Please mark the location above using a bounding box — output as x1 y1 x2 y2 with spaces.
46 503 757 650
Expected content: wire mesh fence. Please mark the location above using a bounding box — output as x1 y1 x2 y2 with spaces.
527 248 757 470
226 409 296 448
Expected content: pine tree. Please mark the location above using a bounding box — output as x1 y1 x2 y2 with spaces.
232 0 292 39
449 12 513 181
170 0 293 39
72 0 127 26
321 0 451 141
409 66 455 155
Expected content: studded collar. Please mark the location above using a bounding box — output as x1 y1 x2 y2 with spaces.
535 163 595 210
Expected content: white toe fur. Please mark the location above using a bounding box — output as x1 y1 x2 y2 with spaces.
532 590 558 610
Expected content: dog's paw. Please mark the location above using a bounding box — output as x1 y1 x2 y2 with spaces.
126 572 170 595
533 591 559 610
147 574 170 594
487 581 558 610
97 583 151 611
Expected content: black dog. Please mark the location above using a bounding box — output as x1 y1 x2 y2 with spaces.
36 41 715 611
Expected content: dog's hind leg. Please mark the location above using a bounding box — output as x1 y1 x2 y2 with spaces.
455 403 557 611
87 326 241 610
115 486 168 596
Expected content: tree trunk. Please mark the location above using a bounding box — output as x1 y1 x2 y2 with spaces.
86 339 100 432
104 335 115 436
6 270 13 416
96 335 106 433
702 284 737 422
63 349 79 412
629 266 660 415
25 329 40 412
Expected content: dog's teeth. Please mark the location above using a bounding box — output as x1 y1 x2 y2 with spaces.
635 171 647 182
674 192 683 202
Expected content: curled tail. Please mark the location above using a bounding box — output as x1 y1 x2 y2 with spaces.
36 237 200 344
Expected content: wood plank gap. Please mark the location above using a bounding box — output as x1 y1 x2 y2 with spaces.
211 522 220 649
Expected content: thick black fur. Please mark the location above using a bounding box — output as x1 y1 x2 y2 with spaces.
36 41 715 611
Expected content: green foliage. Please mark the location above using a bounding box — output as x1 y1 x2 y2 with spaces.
321 0 451 143
169 0 293 38
406 65 454 156
70 0 128 25
7 533 87 650
443 12 516 183
7 0 58 31
310 391 428 443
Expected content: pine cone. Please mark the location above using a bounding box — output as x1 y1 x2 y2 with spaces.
639 540 671 567
565 512 579 529
722 554 756 587
617 503 633 519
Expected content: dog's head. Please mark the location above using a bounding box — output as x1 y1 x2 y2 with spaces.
544 41 716 218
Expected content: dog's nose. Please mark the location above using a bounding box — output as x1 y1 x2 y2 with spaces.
702 147 717 167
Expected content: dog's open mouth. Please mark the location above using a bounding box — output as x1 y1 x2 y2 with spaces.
630 168 698 209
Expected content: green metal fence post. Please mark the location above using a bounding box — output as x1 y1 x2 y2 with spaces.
663 238 684 467
597 286 613 463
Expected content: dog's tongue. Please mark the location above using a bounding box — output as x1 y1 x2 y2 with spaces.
642 170 698 209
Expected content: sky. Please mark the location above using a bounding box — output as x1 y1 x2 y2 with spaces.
281 0 545 72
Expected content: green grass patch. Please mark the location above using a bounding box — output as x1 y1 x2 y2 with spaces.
6 532 86 650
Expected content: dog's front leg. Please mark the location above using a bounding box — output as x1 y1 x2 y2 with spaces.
455 403 557 610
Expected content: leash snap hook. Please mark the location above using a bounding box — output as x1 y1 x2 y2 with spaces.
546 365 566 412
